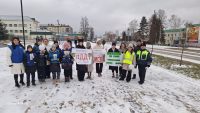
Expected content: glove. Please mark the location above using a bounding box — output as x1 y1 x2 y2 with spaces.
9 65 13 67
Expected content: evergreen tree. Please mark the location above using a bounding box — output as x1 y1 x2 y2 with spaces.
149 13 165 45
138 16 149 40
0 20 8 40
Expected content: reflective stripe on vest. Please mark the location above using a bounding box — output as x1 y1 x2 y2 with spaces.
123 51 134 64
136 50 149 60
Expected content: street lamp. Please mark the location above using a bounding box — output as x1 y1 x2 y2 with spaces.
20 0 26 47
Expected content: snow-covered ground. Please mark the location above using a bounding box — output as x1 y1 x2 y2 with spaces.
0 46 200 113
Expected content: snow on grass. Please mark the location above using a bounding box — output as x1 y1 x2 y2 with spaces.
0 47 200 113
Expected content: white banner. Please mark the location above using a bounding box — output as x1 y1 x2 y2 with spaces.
93 49 106 63
72 49 92 64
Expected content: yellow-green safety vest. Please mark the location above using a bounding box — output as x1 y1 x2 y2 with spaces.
123 51 135 65
136 50 149 60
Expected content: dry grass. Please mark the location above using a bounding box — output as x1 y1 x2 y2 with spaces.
152 55 200 79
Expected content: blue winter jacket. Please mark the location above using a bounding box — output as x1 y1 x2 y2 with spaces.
48 50 60 64
61 49 74 64
25 51 36 67
33 43 40 55
8 45 25 63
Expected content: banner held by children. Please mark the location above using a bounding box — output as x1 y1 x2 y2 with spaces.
72 49 92 64
93 49 106 63
106 52 122 66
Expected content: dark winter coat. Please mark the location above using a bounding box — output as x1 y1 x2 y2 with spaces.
61 48 74 70
134 45 141 53
24 51 37 73
76 45 87 72
136 49 152 67
108 48 120 70
36 52 47 67
33 43 40 55
48 50 61 72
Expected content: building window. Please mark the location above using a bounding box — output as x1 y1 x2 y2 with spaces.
4 24 7 27
15 30 18 33
9 24 12 27
24 24 27 27
14 24 17 27
10 30 13 33
25 30 27 33
20 30 23 33
19 24 22 27
171 34 173 37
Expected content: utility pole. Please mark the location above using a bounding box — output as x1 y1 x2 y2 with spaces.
20 0 25 46
57 20 60 41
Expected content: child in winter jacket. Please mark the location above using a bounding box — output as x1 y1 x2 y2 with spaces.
119 43 136 82
37 45 47 83
86 41 93 80
76 39 87 81
24 45 37 87
108 42 120 78
48 44 61 83
61 42 74 82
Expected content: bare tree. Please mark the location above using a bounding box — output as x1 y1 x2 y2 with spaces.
157 9 167 28
129 19 138 39
80 16 89 40
168 14 184 29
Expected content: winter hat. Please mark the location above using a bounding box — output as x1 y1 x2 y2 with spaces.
137 39 142 42
128 43 133 48
96 39 102 44
63 42 70 50
141 42 146 47
39 45 45 50
86 41 91 49
78 38 84 43
54 40 58 44
27 45 32 50
112 42 116 46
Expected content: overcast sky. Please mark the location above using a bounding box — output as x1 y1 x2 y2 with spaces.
0 0 200 35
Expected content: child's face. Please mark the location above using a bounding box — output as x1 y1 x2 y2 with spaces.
52 47 56 51
13 39 19 45
128 47 132 51
28 48 32 52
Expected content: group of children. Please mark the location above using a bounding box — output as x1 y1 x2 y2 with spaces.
8 37 152 88
106 40 152 85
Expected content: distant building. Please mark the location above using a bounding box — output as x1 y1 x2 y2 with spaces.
40 24 73 34
0 15 39 39
164 28 185 46
164 24 200 47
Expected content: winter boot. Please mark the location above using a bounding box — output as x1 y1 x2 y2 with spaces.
126 71 132 82
132 74 136 79
14 75 20 88
27 82 30 87
112 73 115 78
65 77 70 82
19 74 25 86
116 73 119 78
119 70 126 81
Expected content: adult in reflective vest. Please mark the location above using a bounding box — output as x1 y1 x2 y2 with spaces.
136 42 152 85
119 43 136 82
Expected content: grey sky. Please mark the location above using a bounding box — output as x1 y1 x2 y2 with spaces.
0 0 200 35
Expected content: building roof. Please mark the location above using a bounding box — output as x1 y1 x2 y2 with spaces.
40 24 71 27
30 31 53 35
164 28 185 33
0 15 39 23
